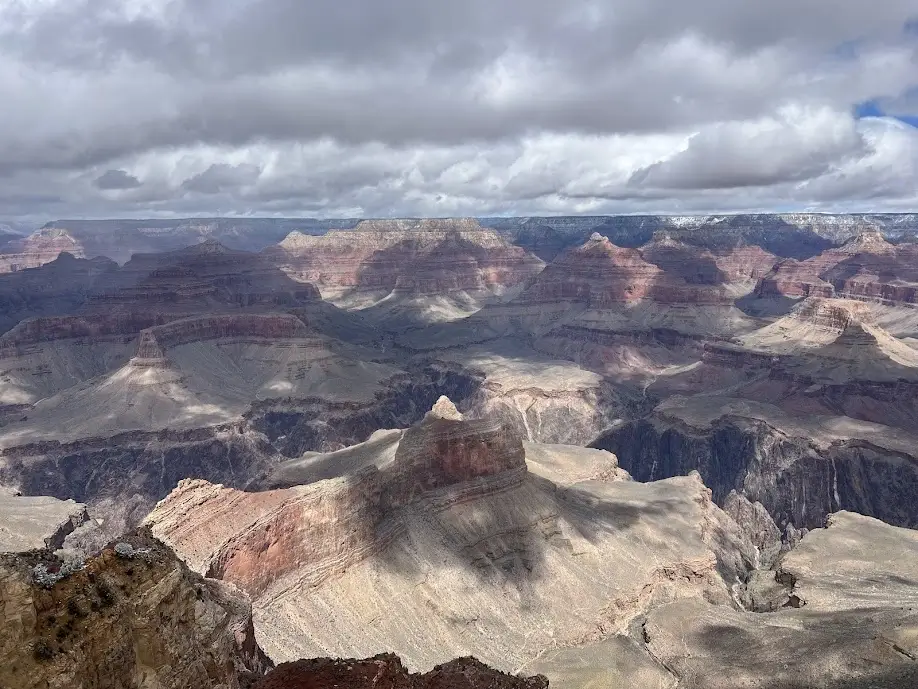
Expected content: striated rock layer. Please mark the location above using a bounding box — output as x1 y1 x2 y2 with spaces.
0 529 270 689
147 400 756 678
269 219 544 323
594 395 918 535
755 230 918 305
0 228 85 274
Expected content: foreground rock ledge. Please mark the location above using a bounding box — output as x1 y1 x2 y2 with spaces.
254 654 548 689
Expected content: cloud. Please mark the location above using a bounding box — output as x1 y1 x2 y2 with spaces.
630 106 870 190
0 0 916 219
181 163 261 194
94 169 142 190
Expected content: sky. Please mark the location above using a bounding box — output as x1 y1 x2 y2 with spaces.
1 0 918 221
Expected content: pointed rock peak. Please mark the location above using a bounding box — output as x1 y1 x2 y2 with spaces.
842 229 890 252
793 297 873 332
426 395 464 421
279 230 313 248
650 230 680 246
589 231 609 243
193 238 231 253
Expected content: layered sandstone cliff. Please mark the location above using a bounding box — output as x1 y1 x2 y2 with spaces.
269 219 544 323
147 400 756 679
755 231 918 305
0 228 86 274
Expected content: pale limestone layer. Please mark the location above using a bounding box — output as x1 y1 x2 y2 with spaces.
644 511 918 688
0 492 88 553
0 313 402 446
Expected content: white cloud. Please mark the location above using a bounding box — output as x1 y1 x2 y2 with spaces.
0 0 916 219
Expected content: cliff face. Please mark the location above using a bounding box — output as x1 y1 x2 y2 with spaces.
0 229 86 274
593 398 918 534
755 232 918 305
0 491 88 553
147 401 756 674
254 655 548 689
147 399 529 598
269 219 544 323
0 529 270 689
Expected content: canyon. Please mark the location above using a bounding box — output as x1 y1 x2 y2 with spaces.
2 214 918 687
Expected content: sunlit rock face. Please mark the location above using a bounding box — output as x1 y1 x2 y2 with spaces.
0 530 271 689
147 402 755 676
755 231 918 304
0 228 86 274
0 489 88 553
268 219 545 323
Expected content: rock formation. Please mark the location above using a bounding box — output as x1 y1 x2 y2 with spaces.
254 655 548 689
0 489 88 552
0 228 86 274
269 219 544 323
644 511 918 688
147 400 756 679
0 252 117 334
90 239 322 313
0 529 270 689
755 231 918 306
593 394 918 534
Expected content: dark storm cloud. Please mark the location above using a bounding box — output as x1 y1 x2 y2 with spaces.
94 169 142 190
181 163 261 194
0 0 917 218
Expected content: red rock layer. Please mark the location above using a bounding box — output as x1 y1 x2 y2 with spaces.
91 239 321 311
253 654 548 689
515 234 776 308
270 219 544 296
516 234 662 306
756 232 918 303
149 404 527 598
0 229 85 274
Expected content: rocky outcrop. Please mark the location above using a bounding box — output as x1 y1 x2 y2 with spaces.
593 397 918 534
0 422 283 544
0 228 85 274
147 403 756 676
0 529 271 689
269 219 544 323
0 491 89 553
755 231 918 305
90 240 321 312
254 655 548 689
644 511 918 688
148 398 529 597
